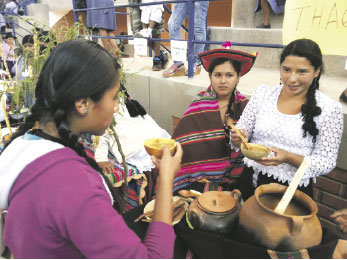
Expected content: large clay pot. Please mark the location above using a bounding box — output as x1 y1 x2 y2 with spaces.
238 183 322 251
187 190 241 234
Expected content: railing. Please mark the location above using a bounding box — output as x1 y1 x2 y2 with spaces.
72 0 285 78
19 0 36 16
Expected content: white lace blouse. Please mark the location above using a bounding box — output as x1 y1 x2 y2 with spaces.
236 85 344 187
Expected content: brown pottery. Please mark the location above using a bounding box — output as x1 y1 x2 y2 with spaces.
187 190 242 234
238 183 322 251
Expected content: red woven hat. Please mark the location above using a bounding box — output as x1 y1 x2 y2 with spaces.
198 49 258 76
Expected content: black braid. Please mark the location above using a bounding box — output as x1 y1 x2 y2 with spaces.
120 84 147 118
226 88 236 119
301 78 321 143
52 107 123 212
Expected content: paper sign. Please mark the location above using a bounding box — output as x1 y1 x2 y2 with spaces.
171 40 187 62
283 0 347 56
133 38 148 56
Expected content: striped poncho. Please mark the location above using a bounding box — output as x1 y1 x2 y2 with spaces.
172 86 248 191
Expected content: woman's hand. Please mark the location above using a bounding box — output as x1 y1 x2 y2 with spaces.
330 208 347 233
257 147 289 166
151 143 183 224
230 129 248 147
97 161 114 174
257 147 304 168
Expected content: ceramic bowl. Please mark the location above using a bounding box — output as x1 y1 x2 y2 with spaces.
241 143 270 161
144 138 176 158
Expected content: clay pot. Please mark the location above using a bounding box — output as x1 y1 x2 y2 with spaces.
187 190 242 234
238 183 322 251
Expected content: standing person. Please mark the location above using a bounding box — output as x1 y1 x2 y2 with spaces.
172 48 256 192
1 32 16 77
163 0 209 77
231 39 344 200
0 39 183 258
137 0 163 39
0 13 5 36
255 0 286 28
86 0 120 57
129 0 168 71
4 0 17 28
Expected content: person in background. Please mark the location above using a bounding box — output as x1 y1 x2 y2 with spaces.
129 0 168 71
86 0 120 57
95 85 170 176
172 48 256 192
4 0 17 28
0 39 183 258
11 34 34 80
137 0 163 39
232 39 344 200
255 0 285 29
0 13 6 36
2 32 16 77
163 0 209 77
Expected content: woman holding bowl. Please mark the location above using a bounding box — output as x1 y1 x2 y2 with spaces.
231 39 344 200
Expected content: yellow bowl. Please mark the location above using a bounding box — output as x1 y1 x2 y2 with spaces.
144 138 177 158
241 143 270 161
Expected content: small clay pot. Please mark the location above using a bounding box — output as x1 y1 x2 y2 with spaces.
187 190 242 234
238 183 322 251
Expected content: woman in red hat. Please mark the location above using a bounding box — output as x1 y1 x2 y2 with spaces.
172 48 257 193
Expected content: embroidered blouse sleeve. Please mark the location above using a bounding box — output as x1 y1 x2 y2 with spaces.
303 100 344 179
236 85 267 140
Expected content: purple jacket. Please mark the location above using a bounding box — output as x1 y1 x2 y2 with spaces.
3 147 175 258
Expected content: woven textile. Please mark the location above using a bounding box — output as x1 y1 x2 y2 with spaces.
80 134 149 210
172 86 248 191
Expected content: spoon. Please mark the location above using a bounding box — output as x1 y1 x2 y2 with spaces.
274 157 311 215
178 189 201 198
229 123 250 150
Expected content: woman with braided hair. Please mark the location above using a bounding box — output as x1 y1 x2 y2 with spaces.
0 39 182 258
172 48 257 192
231 38 344 200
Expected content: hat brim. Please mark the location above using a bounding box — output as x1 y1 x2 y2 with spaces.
198 49 257 76
4 35 17 39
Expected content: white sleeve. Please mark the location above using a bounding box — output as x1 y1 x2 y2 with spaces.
94 132 111 162
304 101 344 179
236 85 267 140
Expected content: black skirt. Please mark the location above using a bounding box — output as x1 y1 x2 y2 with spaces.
238 166 313 201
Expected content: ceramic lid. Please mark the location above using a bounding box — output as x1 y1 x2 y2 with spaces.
197 191 236 213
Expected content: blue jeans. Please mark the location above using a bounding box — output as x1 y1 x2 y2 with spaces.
168 1 209 65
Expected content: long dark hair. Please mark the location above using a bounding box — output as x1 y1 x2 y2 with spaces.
208 57 241 118
2 39 123 210
280 38 323 143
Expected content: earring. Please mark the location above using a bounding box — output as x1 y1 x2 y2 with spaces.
279 79 282 85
